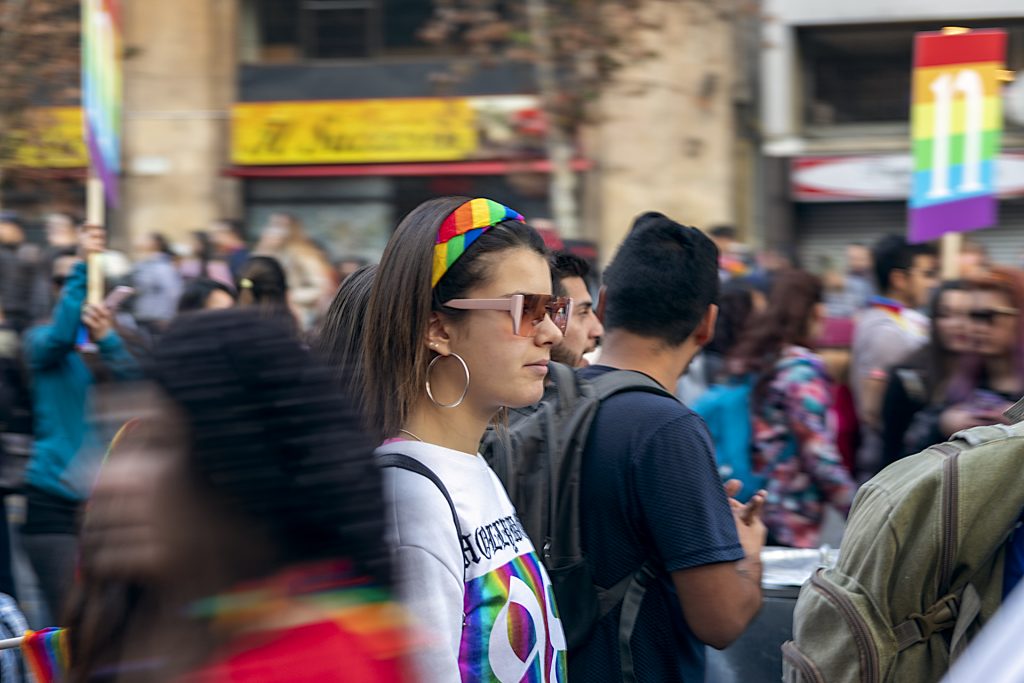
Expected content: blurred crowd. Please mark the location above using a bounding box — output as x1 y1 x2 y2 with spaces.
0 201 1021 682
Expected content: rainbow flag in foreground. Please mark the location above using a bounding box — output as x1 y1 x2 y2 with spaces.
909 29 1007 243
22 627 68 683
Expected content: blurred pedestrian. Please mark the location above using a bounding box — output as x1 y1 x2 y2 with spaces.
851 235 938 478
131 233 183 337
550 252 603 368
235 256 298 336
731 270 855 548
177 277 236 314
0 216 46 333
920 268 1024 445
352 197 568 681
959 237 990 280
22 224 141 620
209 218 250 281
71 309 411 682
880 281 970 468
255 213 335 330
177 231 233 286
824 243 875 318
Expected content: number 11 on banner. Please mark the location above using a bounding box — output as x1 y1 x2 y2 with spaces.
908 28 1007 244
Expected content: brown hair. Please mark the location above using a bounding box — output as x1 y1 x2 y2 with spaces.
358 197 546 439
731 269 824 380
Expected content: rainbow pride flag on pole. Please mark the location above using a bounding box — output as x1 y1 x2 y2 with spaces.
81 0 123 207
909 29 1007 243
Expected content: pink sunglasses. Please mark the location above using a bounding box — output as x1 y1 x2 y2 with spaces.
444 294 574 337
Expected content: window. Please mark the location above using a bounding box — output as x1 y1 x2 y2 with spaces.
254 0 435 61
799 20 1024 130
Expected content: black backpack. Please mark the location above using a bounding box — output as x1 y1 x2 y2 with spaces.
482 362 676 676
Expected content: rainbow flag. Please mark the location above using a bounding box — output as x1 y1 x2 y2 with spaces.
909 29 1006 243
81 0 123 207
22 628 69 683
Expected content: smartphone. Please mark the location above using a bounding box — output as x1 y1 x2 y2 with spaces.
103 286 135 312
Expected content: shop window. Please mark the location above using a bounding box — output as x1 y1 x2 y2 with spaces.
798 20 1024 130
253 0 435 61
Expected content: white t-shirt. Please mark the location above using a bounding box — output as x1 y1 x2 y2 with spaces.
377 439 567 683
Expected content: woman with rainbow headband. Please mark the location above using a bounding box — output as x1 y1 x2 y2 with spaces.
358 197 571 681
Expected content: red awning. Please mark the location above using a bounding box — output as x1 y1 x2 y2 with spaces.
224 158 592 178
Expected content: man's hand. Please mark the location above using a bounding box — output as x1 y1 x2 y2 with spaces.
82 303 113 342
724 479 768 559
77 224 106 260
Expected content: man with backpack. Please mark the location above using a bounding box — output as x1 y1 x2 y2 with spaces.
570 213 766 681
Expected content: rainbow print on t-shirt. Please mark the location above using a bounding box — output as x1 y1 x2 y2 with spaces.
460 551 567 683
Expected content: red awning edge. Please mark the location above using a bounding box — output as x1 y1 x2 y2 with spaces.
223 158 592 178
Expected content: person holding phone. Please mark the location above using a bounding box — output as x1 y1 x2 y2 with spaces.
21 223 141 622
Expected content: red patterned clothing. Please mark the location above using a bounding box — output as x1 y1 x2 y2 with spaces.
752 346 856 548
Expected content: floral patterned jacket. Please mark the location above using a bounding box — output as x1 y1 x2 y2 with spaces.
752 346 856 548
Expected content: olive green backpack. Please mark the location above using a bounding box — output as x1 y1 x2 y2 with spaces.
782 423 1024 683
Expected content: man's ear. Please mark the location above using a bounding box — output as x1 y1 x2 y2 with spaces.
595 286 608 324
425 311 455 356
694 304 718 348
889 269 908 296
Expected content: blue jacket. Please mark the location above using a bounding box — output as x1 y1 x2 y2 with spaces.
24 261 140 501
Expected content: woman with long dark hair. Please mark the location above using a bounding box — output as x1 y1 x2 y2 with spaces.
343 197 568 681
929 268 1024 441
731 270 855 548
880 281 970 467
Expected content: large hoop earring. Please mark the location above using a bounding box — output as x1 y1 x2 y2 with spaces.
426 352 470 409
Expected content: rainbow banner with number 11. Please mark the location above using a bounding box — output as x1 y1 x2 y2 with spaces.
909 29 1006 243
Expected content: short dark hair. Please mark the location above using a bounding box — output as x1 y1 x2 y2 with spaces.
872 235 937 292
214 218 246 239
177 277 235 313
551 252 591 297
603 212 719 346
709 225 737 241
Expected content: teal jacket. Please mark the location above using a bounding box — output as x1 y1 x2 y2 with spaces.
24 261 140 501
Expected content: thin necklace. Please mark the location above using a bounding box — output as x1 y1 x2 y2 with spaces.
398 429 423 442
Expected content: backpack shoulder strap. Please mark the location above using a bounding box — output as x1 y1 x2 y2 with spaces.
547 361 586 412
587 369 677 402
594 560 658 683
377 452 466 584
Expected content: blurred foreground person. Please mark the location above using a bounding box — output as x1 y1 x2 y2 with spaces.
23 225 141 620
731 270 855 548
70 309 413 683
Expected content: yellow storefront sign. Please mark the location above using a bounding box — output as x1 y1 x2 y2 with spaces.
232 98 480 165
11 107 87 168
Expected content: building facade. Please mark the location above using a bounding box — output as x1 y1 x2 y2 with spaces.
760 0 1024 269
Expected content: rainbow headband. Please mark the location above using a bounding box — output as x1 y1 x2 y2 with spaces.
432 198 525 287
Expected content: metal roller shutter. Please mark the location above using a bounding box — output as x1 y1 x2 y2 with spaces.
796 199 1024 272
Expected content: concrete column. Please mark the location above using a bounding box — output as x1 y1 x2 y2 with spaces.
589 0 742 262
119 0 240 250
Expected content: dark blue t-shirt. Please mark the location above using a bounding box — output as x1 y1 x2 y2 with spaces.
570 366 745 683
